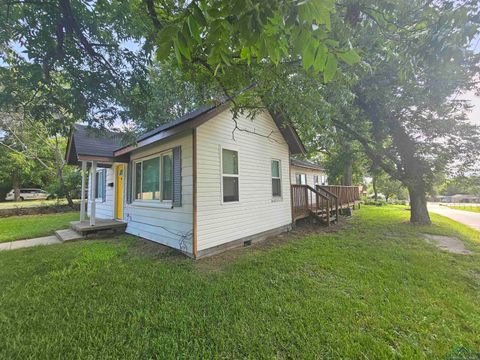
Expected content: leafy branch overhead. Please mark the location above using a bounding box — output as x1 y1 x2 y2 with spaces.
150 0 360 82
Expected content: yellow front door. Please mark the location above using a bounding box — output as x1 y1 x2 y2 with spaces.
115 164 124 219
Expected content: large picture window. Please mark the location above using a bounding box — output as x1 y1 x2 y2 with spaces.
271 160 281 197
222 148 239 202
133 151 173 202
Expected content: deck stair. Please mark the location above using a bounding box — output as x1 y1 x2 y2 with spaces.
292 184 360 226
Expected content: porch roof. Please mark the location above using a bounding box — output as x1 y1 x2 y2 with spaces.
65 124 127 165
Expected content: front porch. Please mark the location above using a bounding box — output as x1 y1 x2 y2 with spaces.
70 219 127 236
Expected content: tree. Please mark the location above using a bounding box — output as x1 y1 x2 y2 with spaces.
334 0 480 224
1 0 359 129
370 173 408 202
0 114 77 206
437 176 480 196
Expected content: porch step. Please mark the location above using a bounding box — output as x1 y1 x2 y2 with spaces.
70 219 127 237
55 229 84 242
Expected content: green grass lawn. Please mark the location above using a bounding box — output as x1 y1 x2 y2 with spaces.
0 206 479 359
447 205 480 213
0 212 78 242
0 198 79 210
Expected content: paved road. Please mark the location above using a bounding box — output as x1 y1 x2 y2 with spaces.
428 203 480 231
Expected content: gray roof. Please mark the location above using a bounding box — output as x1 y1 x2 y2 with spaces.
66 124 124 164
66 89 306 163
136 104 217 143
290 158 325 171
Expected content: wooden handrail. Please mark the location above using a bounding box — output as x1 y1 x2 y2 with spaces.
291 184 335 224
317 185 360 208
316 185 339 223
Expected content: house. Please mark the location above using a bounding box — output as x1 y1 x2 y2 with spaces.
290 158 328 186
66 101 359 258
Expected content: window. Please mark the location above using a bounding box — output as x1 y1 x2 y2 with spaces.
162 153 173 201
314 175 319 185
95 169 106 200
271 160 281 197
222 149 239 202
295 173 307 185
133 151 173 202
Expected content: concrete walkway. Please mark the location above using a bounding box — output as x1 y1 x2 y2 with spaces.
428 203 480 232
0 236 61 251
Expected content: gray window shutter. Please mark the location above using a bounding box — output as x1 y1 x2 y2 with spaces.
102 168 107 202
126 161 133 204
172 146 182 207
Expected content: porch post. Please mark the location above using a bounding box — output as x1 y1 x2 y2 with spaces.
90 161 97 226
80 160 87 221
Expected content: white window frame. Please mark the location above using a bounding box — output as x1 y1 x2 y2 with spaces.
221 147 239 204
313 175 319 185
132 150 173 205
271 159 282 199
94 169 106 202
296 173 307 185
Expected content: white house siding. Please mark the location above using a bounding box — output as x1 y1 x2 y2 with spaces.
196 110 292 252
87 166 114 219
124 131 194 255
290 166 328 187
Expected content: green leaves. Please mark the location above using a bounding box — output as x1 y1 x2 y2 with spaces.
302 37 318 70
149 0 358 81
298 0 335 31
338 49 361 66
324 53 337 83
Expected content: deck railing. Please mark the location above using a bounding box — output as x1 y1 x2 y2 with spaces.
291 184 335 224
317 185 360 208
291 184 361 225
316 185 339 221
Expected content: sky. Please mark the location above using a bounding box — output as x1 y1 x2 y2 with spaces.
463 33 480 125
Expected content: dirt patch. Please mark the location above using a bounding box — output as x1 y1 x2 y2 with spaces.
126 237 188 260
423 234 473 255
195 219 346 272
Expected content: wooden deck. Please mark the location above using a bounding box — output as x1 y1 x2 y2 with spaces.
70 219 127 235
292 184 360 225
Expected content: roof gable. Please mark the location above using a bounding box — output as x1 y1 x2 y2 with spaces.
65 124 124 165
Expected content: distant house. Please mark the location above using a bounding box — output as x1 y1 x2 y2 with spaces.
435 194 480 203
66 100 358 258
290 158 328 186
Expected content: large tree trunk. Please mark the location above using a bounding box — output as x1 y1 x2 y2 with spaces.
54 135 74 208
372 176 378 201
408 186 431 224
342 159 353 186
56 163 74 208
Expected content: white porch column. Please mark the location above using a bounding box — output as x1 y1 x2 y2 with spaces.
80 160 87 221
90 161 97 226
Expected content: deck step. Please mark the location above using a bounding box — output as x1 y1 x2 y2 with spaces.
55 229 84 242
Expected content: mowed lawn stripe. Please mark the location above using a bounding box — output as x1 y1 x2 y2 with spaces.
0 206 478 359
0 212 78 243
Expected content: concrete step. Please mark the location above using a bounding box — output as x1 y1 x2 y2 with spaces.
55 229 84 242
